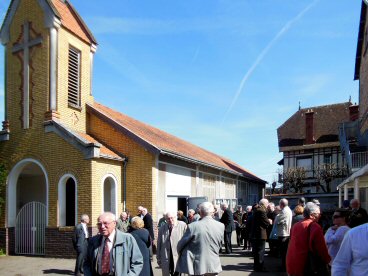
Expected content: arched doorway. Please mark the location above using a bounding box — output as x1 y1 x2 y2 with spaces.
7 159 48 255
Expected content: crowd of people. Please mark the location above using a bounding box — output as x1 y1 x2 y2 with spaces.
236 197 368 275
71 197 368 276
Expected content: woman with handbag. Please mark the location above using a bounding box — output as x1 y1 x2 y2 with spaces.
286 202 331 276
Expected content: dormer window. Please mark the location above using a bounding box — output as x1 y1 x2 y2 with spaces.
68 46 81 108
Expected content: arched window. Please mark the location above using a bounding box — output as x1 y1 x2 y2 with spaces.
58 174 77 226
102 174 117 214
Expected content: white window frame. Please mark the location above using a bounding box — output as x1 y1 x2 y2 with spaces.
101 174 118 216
58 174 78 226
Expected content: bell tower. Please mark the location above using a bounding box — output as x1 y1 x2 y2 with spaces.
0 0 97 139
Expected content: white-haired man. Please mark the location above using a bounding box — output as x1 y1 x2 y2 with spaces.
157 211 187 276
176 202 224 276
252 198 271 272
349 199 368 228
84 212 143 276
276 198 292 271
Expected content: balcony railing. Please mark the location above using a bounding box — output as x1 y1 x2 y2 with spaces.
351 152 368 171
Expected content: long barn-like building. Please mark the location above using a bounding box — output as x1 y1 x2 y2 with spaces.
0 0 265 257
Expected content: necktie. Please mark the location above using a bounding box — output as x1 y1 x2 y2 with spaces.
101 238 110 274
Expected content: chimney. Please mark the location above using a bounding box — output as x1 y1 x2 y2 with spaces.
349 104 359 121
305 109 314 144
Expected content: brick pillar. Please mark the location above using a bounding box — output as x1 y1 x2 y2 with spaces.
305 110 314 144
349 104 359 121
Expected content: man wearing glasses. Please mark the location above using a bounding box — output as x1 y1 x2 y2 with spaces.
84 212 143 276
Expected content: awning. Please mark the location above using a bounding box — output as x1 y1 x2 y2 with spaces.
337 163 368 189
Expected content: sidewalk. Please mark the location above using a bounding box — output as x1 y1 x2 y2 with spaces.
0 244 287 276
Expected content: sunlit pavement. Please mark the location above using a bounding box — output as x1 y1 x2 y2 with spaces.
0 243 287 276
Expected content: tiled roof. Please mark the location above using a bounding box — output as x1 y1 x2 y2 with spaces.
51 0 97 45
77 132 122 160
277 102 354 147
88 102 265 183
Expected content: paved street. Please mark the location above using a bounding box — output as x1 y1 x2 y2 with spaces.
0 245 286 276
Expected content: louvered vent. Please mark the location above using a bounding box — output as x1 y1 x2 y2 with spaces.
68 47 80 107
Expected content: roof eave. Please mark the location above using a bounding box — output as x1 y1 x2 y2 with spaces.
63 0 98 45
279 141 340 152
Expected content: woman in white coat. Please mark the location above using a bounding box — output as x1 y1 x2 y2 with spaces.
157 211 187 276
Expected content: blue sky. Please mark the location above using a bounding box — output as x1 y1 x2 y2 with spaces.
0 0 363 185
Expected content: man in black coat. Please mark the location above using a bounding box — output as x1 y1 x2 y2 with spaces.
220 202 234 254
72 214 89 276
142 208 155 257
251 199 271 272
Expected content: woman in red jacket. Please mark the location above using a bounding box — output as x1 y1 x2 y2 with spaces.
286 202 331 276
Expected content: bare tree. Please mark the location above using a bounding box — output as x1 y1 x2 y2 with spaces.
280 167 306 193
314 163 348 193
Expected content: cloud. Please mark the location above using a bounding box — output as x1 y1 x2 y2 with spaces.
221 0 320 125
96 42 153 89
294 74 332 98
191 45 201 64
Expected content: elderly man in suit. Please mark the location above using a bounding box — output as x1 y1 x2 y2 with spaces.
73 214 90 276
176 202 224 276
157 211 187 276
252 198 272 272
84 212 143 276
220 202 234 254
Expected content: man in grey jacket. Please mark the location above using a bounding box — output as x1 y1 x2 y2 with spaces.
276 198 292 271
176 202 224 276
84 212 143 276
157 211 187 276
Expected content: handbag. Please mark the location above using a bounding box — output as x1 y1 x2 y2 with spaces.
304 222 330 276
269 222 278 240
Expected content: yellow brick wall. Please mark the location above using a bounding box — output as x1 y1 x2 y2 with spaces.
7 0 49 133
56 28 94 133
90 160 122 224
88 114 157 220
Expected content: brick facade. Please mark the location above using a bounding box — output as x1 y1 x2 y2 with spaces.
359 6 368 133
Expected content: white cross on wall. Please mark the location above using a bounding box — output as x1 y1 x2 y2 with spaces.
12 21 42 129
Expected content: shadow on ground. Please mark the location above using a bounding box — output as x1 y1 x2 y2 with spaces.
43 269 74 275
222 262 254 272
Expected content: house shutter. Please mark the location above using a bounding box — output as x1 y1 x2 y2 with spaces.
68 47 81 107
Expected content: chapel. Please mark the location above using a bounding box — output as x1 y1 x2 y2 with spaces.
0 0 265 257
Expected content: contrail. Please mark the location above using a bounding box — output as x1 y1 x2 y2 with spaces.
221 0 319 125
